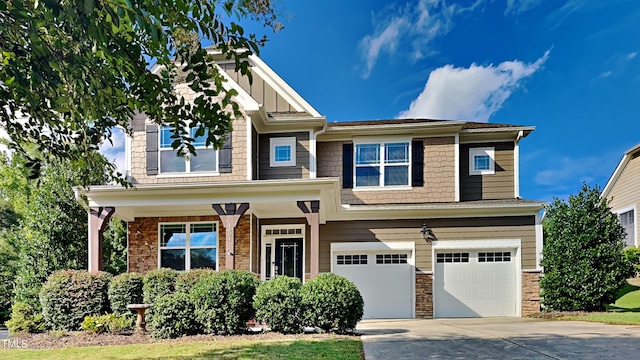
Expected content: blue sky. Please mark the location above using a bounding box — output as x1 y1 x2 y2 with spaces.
103 0 640 202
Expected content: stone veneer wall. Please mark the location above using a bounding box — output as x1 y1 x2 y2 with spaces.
317 137 456 204
522 271 541 315
127 214 251 274
415 273 433 318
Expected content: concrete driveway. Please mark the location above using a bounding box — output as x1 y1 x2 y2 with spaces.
357 317 640 359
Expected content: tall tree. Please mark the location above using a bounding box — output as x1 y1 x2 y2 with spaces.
0 151 125 308
0 0 280 184
540 183 628 311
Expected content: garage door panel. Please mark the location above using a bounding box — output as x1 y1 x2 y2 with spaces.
334 251 412 319
435 249 516 318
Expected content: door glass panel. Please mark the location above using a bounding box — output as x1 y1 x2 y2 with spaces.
265 244 272 280
281 243 298 278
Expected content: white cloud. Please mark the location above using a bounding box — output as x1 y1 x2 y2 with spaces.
600 71 613 78
505 0 543 15
546 0 587 30
599 51 638 78
359 0 483 78
397 50 550 122
99 128 126 174
628 52 637 60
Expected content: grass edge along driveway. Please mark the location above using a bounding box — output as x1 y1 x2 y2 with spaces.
6 337 363 360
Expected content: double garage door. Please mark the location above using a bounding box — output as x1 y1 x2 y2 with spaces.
333 243 518 319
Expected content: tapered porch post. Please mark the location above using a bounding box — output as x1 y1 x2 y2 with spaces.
212 203 249 270
297 200 320 278
88 207 115 273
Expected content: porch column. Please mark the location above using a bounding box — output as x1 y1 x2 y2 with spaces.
212 203 249 270
297 200 320 277
88 207 115 273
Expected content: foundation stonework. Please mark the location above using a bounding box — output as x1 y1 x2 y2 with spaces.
415 273 434 318
522 271 541 315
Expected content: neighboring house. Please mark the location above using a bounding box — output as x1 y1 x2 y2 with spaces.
79 53 544 319
603 143 640 248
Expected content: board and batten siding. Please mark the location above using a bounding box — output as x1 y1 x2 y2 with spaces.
607 151 640 244
258 132 310 180
220 63 295 113
319 216 537 273
460 142 515 201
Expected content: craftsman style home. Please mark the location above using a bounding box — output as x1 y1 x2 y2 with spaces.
80 54 544 319
603 143 640 248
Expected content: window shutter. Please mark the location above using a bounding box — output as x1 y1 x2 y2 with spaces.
219 132 232 173
412 140 424 187
342 143 353 188
146 125 159 175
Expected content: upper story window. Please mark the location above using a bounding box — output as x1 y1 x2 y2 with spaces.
270 137 296 167
159 222 218 271
160 127 218 173
620 209 635 247
355 142 410 188
469 147 495 175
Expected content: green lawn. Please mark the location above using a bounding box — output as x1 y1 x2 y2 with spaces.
559 280 640 325
7 338 363 360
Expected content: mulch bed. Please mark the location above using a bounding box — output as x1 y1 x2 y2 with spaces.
527 311 598 319
12 331 358 350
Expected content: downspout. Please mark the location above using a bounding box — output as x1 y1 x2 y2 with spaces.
309 123 328 179
514 130 524 199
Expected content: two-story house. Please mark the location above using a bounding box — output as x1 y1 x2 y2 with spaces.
603 143 640 248
80 54 544 319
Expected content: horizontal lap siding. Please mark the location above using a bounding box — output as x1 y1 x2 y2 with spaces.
319 216 536 273
461 142 515 201
258 132 310 179
608 152 640 243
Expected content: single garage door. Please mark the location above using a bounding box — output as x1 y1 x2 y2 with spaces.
333 252 413 319
434 250 516 318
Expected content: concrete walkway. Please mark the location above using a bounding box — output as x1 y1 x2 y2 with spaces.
357 318 640 359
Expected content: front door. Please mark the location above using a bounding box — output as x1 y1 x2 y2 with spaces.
275 238 303 281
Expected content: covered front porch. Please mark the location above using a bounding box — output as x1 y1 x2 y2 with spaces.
79 178 342 281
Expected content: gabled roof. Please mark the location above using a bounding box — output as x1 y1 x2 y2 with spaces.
602 142 640 198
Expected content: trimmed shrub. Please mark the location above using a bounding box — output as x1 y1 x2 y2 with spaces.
190 270 259 335
149 292 199 339
254 276 303 334
108 272 144 318
143 268 178 305
81 313 133 334
176 268 216 294
39 270 112 331
301 273 364 333
624 247 640 278
5 302 45 334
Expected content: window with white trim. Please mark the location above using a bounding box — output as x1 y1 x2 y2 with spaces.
469 147 495 175
620 209 635 247
355 142 410 187
160 127 218 173
270 137 296 167
159 222 218 271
